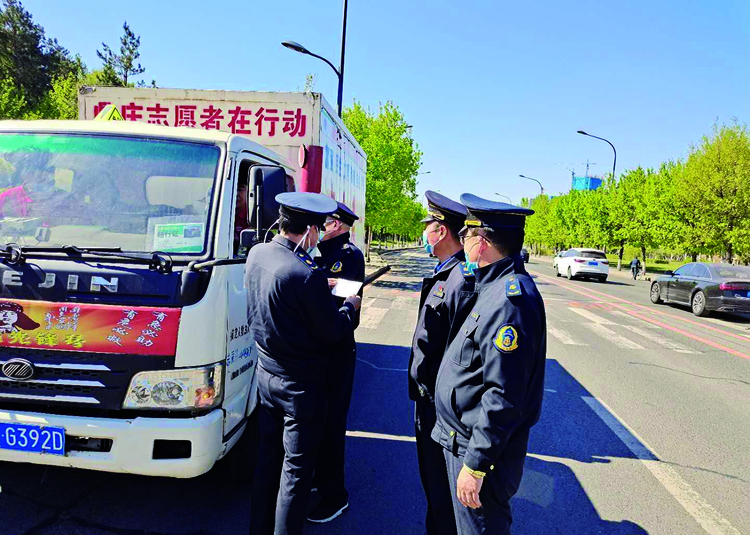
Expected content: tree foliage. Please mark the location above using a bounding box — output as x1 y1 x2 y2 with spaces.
97 22 147 87
344 101 425 240
524 122 750 266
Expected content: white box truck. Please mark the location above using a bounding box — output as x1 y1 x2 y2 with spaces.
78 87 367 248
0 89 366 478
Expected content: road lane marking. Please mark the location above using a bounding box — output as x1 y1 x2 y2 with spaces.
568 307 616 325
582 396 741 535
534 273 750 361
547 325 587 345
611 310 660 329
583 322 645 349
620 325 696 354
535 271 750 344
357 358 407 372
346 430 416 443
360 307 388 329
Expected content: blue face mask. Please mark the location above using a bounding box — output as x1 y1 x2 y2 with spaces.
422 230 433 255
464 260 479 275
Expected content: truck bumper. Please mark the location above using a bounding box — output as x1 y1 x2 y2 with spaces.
0 408 224 478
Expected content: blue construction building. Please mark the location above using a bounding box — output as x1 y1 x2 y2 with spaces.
571 175 602 191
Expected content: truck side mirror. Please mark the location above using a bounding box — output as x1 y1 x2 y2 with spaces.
240 229 257 248
248 166 286 233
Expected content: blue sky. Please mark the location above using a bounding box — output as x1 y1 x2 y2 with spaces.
24 0 750 204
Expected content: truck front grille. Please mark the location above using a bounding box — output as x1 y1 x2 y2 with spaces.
0 347 173 412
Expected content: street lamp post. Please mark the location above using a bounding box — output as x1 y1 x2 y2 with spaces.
282 0 349 117
519 175 544 195
578 130 621 269
577 130 616 181
494 193 512 203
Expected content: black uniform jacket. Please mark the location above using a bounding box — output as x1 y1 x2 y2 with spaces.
432 254 547 473
408 251 468 402
245 234 356 382
316 231 365 330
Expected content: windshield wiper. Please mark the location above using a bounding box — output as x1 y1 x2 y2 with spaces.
1 244 173 273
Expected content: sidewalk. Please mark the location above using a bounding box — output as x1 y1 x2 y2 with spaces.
365 249 388 278
533 255 654 282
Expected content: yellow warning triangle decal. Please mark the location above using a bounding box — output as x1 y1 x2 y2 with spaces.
94 105 124 121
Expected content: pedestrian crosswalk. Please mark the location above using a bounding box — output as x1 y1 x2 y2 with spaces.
544 304 700 354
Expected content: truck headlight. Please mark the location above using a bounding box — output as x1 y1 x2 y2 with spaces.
123 363 223 410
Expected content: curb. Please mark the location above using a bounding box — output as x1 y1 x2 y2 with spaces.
363 265 391 287
375 246 421 255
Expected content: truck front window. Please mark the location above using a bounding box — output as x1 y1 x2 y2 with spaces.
0 133 220 254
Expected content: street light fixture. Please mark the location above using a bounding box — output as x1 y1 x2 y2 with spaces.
577 130 617 181
281 0 349 117
519 174 544 195
494 193 512 203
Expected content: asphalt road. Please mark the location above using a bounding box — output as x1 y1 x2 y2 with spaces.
1 250 749 535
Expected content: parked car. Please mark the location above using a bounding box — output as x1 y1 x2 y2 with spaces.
520 248 530 263
555 248 609 282
649 262 750 317
552 250 566 270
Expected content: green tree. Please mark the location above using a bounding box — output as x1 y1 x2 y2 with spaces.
343 101 422 248
0 0 76 110
97 22 147 87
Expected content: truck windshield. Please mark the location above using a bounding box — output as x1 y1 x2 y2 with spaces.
0 133 220 255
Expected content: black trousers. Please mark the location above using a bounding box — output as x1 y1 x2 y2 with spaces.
312 342 356 505
443 448 518 535
250 366 326 535
415 398 457 535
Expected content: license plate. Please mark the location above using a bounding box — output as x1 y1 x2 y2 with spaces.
0 422 65 456
588 261 598 266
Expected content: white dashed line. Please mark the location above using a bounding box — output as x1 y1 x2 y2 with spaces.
568 307 616 325
620 324 697 354
359 307 388 329
582 322 645 349
547 325 587 346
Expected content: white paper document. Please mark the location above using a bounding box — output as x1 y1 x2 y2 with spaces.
332 279 363 298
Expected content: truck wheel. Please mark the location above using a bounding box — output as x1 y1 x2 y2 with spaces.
692 290 710 317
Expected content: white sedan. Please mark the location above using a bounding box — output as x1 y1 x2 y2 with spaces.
556 248 610 282
552 250 566 269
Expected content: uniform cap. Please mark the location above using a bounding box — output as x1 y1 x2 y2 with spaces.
459 193 534 230
330 201 359 227
421 190 467 228
275 192 338 226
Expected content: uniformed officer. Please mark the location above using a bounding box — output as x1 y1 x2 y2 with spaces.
245 192 362 535
409 190 469 535
431 194 546 535
308 201 365 523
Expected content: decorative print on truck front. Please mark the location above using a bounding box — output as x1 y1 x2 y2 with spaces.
0 299 180 355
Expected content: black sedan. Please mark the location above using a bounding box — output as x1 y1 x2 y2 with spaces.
649 262 750 316
521 248 530 263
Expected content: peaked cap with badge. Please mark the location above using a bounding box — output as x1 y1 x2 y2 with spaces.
459 193 534 232
276 192 338 227
329 201 360 227
422 190 468 231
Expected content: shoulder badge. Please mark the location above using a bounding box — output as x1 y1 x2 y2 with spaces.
331 261 343 273
460 262 474 278
493 325 519 353
506 276 522 297
295 251 319 271
432 285 445 299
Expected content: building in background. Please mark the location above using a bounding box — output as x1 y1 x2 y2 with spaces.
571 175 602 191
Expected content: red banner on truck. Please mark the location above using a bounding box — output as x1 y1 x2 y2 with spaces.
0 300 180 355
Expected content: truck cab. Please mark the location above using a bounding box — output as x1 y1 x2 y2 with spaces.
0 120 291 477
